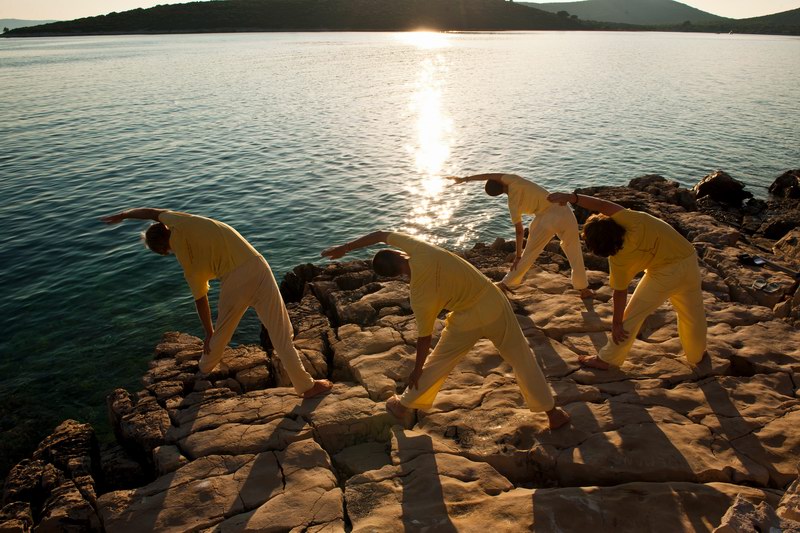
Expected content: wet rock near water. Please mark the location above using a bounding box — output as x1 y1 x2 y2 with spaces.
5 170 800 531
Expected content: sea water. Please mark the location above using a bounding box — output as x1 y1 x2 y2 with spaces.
0 31 798 470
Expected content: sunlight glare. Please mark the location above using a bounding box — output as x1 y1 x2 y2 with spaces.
397 31 449 50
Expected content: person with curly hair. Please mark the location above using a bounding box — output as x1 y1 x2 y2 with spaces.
548 193 707 370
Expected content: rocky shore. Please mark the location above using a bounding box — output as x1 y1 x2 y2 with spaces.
3 170 800 532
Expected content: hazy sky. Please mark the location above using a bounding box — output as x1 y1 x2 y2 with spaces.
2 0 800 21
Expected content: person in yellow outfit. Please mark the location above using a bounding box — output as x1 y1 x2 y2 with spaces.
100 208 332 398
449 173 593 298
548 193 707 369
321 231 571 429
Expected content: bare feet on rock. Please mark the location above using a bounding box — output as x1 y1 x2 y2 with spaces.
302 379 333 399
386 394 416 428
578 355 611 370
546 407 571 430
579 288 595 299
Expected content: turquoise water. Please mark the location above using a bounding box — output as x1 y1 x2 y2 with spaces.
1 31 798 470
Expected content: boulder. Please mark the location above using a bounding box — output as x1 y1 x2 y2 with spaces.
693 170 753 207
0 501 33 532
773 228 800 262
769 169 800 199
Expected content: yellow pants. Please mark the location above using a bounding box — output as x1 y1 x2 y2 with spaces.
502 204 588 290
598 253 707 366
198 255 315 395
399 287 555 412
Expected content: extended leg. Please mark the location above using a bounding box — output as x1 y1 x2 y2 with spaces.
669 258 707 365
597 272 670 367
399 326 481 410
502 215 555 288
200 273 250 374
490 307 556 413
555 208 589 292
251 258 319 396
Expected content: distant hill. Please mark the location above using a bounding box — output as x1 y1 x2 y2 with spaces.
523 0 728 25
651 6 800 35
743 7 800 26
3 0 584 36
1 19 58 31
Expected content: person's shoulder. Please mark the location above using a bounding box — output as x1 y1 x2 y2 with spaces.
158 210 188 225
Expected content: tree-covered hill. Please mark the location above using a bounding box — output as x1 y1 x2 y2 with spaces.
522 0 727 25
4 0 584 36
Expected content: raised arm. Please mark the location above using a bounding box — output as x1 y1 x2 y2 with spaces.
447 173 507 185
321 231 390 260
547 192 623 217
100 208 166 224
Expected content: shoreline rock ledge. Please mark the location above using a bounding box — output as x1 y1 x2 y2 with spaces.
3 170 800 532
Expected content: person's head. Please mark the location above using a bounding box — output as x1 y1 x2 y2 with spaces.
484 179 505 197
372 249 409 278
582 214 626 257
142 222 171 255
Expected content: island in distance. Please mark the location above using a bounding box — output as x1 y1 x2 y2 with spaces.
3 0 800 37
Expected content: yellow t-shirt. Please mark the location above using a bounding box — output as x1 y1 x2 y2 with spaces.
159 211 260 299
608 209 696 290
502 174 550 224
386 232 490 337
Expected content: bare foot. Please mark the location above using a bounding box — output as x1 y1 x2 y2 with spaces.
578 355 611 370
579 288 595 299
385 395 417 429
302 379 333 399
546 407 571 430
385 394 409 419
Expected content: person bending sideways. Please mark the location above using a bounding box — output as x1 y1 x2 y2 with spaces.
321 231 571 430
100 208 332 398
548 193 707 370
449 173 593 299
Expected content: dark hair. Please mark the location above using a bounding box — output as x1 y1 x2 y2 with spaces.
372 249 404 277
582 214 626 257
485 179 504 197
143 222 171 255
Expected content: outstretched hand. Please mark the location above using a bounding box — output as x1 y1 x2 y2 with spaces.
445 176 465 185
100 212 126 224
547 192 572 206
321 245 348 260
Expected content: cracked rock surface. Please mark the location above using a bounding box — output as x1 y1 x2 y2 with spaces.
4 179 800 532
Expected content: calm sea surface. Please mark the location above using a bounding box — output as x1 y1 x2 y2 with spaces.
1 31 798 467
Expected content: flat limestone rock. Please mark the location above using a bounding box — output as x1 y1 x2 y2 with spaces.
98 440 342 533
346 429 779 533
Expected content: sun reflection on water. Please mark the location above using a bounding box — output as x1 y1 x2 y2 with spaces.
401 37 469 246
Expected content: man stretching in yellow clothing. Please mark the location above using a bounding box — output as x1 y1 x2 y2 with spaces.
101 208 332 398
548 193 707 370
449 173 593 299
322 231 570 429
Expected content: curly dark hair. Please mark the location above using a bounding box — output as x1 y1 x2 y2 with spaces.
484 179 504 197
582 214 626 257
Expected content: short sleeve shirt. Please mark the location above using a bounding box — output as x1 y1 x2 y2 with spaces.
502 174 551 224
159 211 260 299
386 232 490 337
608 209 696 290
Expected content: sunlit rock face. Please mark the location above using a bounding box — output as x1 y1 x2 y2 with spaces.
5 180 800 532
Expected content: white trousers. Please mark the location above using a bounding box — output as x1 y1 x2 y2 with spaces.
502 204 588 290
198 255 315 395
399 288 555 413
598 254 707 367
